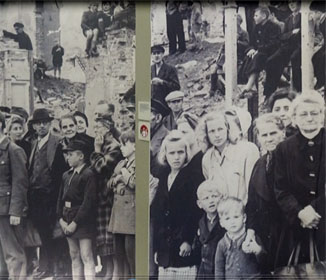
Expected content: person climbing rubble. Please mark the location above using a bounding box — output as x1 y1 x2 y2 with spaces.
3 22 33 51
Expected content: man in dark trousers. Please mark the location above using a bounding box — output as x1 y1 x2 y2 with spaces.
264 1 302 98
166 1 186 55
28 108 68 279
3 22 33 51
151 44 180 108
0 112 28 280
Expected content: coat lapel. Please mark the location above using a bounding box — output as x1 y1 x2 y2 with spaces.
29 140 38 168
47 134 58 169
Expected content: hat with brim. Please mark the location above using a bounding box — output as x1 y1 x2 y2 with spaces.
30 108 53 123
11 106 29 122
151 45 165 54
151 99 170 117
62 140 88 154
13 22 24 28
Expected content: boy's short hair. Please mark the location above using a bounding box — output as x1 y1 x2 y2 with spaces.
120 129 135 145
217 197 245 218
255 6 271 19
197 180 220 200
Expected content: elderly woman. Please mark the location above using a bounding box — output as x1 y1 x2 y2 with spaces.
273 93 325 265
244 113 286 274
60 114 94 161
196 112 259 204
151 130 202 279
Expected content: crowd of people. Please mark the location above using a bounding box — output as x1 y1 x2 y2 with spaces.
150 1 325 279
0 82 135 280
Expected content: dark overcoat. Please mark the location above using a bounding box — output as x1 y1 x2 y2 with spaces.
246 154 283 273
0 137 28 217
151 62 180 108
274 128 325 263
151 165 203 268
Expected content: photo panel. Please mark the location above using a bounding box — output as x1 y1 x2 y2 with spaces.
0 1 135 279
150 1 325 279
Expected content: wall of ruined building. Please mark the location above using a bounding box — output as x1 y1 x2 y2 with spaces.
0 1 60 67
35 2 61 67
83 27 135 134
151 2 225 45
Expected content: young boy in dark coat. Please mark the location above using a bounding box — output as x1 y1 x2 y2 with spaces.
57 140 97 280
195 181 224 280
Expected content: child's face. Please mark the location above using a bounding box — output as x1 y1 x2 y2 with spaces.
67 150 84 168
165 140 186 171
197 190 220 215
120 141 135 159
207 118 228 150
220 208 246 235
254 11 265 25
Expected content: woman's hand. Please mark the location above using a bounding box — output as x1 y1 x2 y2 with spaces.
94 135 104 153
242 229 255 253
298 205 321 229
179 242 191 257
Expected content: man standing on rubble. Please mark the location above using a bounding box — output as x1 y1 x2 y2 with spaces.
3 22 33 51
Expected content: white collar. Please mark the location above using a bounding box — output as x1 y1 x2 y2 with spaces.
73 163 86 174
38 133 50 149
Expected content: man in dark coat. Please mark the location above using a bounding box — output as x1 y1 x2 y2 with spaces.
28 108 68 278
151 45 180 108
0 112 28 280
264 1 302 98
274 93 325 264
3 22 33 51
239 7 281 97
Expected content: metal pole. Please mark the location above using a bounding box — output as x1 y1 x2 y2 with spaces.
301 1 314 94
224 2 238 106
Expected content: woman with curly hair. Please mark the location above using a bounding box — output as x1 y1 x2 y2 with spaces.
196 112 259 204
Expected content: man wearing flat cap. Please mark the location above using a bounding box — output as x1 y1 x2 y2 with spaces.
0 112 28 280
3 22 33 51
163 90 185 130
27 108 68 278
151 44 180 108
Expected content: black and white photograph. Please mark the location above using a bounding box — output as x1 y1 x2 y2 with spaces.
150 1 325 279
0 1 135 280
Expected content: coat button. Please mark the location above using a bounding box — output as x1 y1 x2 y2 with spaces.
309 173 315 177
6 192 10 195
165 210 169 216
308 141 314 146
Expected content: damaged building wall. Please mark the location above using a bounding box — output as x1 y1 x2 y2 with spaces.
82 27 135 134
0 1 60 67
